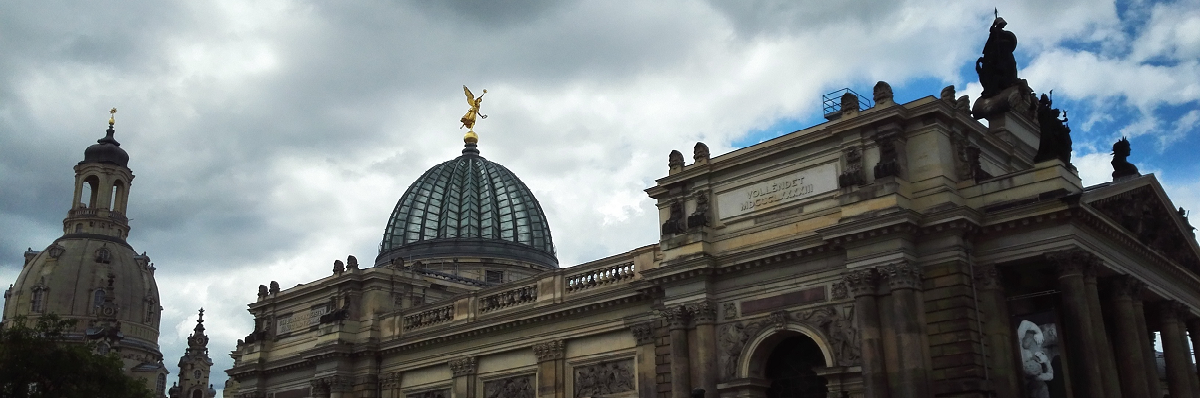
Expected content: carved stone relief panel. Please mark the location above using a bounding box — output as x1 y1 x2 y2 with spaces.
483 374 535 398
573 358 635 397
409 388 450 398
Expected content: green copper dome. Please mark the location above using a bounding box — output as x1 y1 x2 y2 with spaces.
376 143 557 268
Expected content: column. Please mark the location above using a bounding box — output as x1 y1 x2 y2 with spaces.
1049 250 1105 397
1132 290 1164 397
1108 276 1151 397
691 302 718 397
533 339 565 397
973 264 1020 397
1188 318 1200 394
665 305 692 397
449 356 478 398
882 262 929 397
1174 309 1200 395
1083 263 1122 397
1159 302 1194 397
844 268 888 397
631 322 658 398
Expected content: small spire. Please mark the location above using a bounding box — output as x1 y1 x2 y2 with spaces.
109 107 117 127
197 308 205 323
99 107 120 146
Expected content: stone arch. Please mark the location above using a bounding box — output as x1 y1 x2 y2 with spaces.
740 321 835 380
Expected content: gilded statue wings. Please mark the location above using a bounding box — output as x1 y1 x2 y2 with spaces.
464 85 476 106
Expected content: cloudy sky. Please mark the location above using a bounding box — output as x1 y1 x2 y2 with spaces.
2 0 1198 394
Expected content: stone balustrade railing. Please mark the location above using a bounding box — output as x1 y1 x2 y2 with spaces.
479 285 537 314
566 262 636 293
403 304 454 330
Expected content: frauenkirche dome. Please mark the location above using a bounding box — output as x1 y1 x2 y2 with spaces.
376 141 557 268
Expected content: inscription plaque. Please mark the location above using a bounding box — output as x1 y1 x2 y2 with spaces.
716 163 838 220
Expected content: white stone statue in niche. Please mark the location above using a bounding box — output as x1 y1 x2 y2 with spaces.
1018 320 1058 397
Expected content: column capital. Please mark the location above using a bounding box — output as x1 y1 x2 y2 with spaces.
532 339 565 362
449 356 478 377
630 322 656 346
1048 249 1098 278
688 301 717 325
1155 301 1187 321
1108 275 1145 299
881 262 923 290
843 268 880 297
973 263 1001 290
663 305 692 330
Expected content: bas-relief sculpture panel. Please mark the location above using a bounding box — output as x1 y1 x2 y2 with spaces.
483 374 535 398
716 163 838 220
573 358 635 397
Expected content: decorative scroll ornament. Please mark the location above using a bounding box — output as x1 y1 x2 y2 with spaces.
449 356 478 377
533 339 565 362
873 81 893 104
573 359 635 397
687 191 711 229
484 374 535 398
47 244 66 259
694 142 710 163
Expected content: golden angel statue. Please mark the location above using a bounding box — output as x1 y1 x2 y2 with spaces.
460 85 487 130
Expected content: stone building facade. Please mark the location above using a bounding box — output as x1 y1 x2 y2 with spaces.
226 21 1200 398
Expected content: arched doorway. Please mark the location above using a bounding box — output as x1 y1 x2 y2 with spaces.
763 335 828 397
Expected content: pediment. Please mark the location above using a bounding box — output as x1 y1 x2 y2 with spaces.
1084 175 1200 273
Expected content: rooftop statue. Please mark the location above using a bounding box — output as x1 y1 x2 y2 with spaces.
460 85 487 131
1111 137 1140 181
1033 92 1073 168
977 11 1019 99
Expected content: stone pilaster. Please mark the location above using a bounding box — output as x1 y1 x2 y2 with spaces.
1158 302 1194 397
631 322 658 398
882 262 929 397
844 268 888 397
533 339 565 398
690 302 718 397
1082 263 1122 397
973 264 1020 397
449 356 478 398
1048 250 1105 397
1132 289 1163 397
664 305 692 397
1108 276 1151 397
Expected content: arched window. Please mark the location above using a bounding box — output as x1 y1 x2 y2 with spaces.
30 289 44 312
156 374 166 396
82 175 100 208
75 223 83 233
94 289 105 308
110 180 125 213
192 389 203 398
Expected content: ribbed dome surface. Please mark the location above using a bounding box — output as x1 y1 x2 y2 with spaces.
377 145 557 268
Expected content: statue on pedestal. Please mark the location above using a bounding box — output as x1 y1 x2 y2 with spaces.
1033 93 1074 167
977 12 1019 99
1110 137 1140 180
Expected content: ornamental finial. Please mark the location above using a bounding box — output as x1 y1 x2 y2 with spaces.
198 307 205 323
460 85 487 144
108 107 117 127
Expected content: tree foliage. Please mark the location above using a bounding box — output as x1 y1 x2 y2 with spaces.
0 314 153 397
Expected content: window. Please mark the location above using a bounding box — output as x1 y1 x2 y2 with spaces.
94 289 105 308
193 370 201 379
485 270 503 284
156 374 166 395
30 289 44 313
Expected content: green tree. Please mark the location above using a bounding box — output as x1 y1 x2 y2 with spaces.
0 314 153 397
